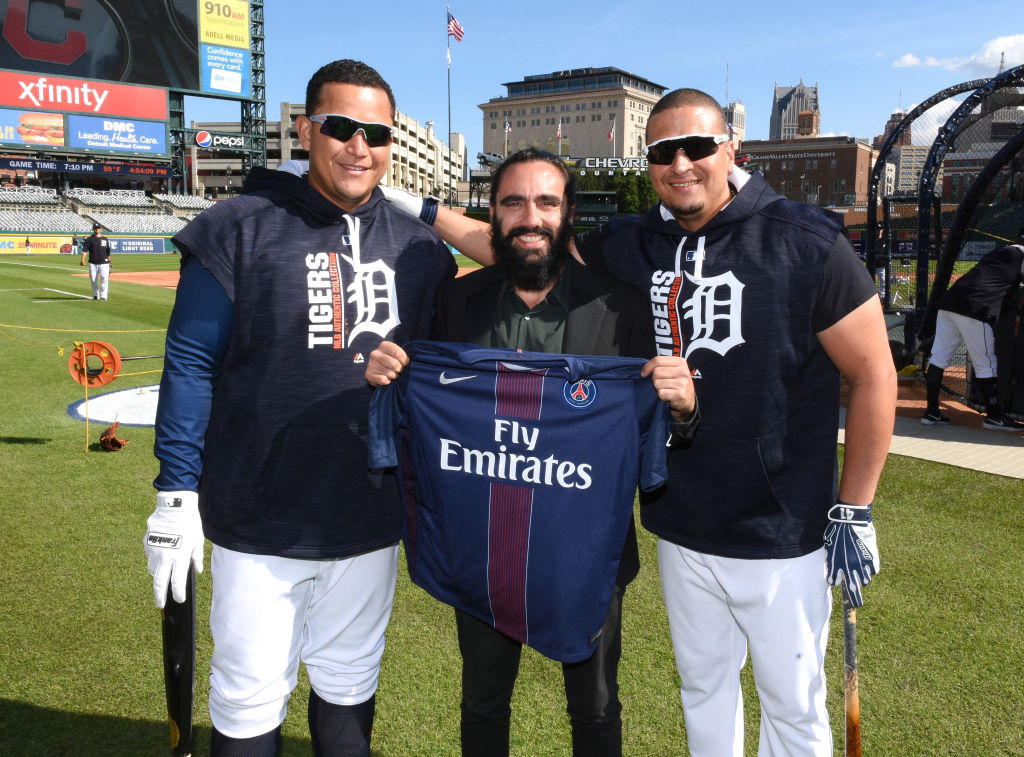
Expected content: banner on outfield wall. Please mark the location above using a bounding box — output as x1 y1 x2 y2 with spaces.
0 235 170 254
108 238 165 254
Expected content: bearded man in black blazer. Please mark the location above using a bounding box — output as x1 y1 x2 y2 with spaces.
366 148 696 757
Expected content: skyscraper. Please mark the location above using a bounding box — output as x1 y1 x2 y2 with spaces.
724 101 746 144
769 81 819 140
873 109 910 150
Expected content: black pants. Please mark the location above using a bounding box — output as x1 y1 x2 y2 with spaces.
456 586 625 757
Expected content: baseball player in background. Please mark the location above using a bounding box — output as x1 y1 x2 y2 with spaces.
922 228 1024 431
82 223 111 300
381 87 896 756
145 59 458 756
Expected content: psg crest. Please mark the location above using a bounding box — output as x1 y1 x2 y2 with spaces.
561 379 598 410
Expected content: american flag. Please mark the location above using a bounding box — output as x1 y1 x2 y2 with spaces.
607 122 615 141
556 121 561 141
447 12 465 41
505 120 511 133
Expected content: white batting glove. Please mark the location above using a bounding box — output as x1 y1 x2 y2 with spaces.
824 502 879 608
145 491 204 608
378 185 439 225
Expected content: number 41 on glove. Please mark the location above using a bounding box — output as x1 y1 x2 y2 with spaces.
824 502 879 608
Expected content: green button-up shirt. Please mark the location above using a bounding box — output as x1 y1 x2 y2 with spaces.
490 268 571 352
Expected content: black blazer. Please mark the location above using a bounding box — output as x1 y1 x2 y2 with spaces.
433 257 654 359
431 257 656 587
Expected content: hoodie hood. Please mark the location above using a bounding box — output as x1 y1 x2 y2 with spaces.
241 165 386 226
642 169 784 238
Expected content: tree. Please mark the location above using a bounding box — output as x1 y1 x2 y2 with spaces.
615 173 640 214
638 173 659 210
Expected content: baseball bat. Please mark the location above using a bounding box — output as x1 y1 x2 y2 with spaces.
162 565 196 757
842 581 862 757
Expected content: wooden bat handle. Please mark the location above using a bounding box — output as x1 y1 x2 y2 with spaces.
162 566 196 757
842 582 862 757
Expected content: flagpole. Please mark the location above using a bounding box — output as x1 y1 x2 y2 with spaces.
446 7 453 208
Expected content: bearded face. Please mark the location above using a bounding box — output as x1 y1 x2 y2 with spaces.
490 204 572 292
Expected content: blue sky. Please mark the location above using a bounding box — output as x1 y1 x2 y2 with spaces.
186 1 1024 165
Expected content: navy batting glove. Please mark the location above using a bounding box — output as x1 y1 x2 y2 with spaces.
824 502 879 608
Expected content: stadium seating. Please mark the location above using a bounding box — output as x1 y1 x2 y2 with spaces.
0 209 94 232
153 193 214 211
0 186 210 237
0 187 60 206
88 212 188 234
66 188 155 208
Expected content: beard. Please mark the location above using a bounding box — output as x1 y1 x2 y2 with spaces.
491 215 573 292
664 199 704 223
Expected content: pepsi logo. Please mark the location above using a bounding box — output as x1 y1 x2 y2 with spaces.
195 131 212 147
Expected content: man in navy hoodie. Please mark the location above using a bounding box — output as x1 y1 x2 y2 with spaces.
144 60 456 756
382 88 896 756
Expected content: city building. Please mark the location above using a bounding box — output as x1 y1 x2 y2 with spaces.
724 101 746 145
890 144 931 195
942 148 999 203
478 67 667 160
873 109 911 150
188 102 468 202
741 135 876 207
769 81 820 140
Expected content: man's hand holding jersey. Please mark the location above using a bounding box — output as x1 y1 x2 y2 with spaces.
365 340 411 386
366 342 698 424
641 355 696 422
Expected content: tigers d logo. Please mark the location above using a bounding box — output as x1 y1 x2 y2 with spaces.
561 379 598 410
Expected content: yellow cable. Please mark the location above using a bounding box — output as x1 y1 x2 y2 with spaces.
0 323 165 333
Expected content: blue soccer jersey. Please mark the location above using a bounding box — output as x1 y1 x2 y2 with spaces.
369 341 671 662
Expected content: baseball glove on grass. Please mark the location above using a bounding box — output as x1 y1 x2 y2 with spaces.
100 421 129 451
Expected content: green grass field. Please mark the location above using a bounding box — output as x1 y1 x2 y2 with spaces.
1 253 1022 756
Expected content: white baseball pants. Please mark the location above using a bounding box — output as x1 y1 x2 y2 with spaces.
658 540 833 757
89 262 109 300
207 544 399 738
929 309 997 378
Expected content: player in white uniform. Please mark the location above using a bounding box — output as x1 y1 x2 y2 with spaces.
379 88 896 756
144 60 457 756
922 231 1024 430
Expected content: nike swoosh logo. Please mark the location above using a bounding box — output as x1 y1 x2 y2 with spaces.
439 372 476 385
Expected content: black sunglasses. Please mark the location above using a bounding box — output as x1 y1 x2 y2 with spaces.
643 134 730 165
308 114 394 147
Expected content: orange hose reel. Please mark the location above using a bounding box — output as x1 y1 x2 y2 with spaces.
68 340 122 387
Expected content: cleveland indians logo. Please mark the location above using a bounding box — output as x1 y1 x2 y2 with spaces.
561 379 598 410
